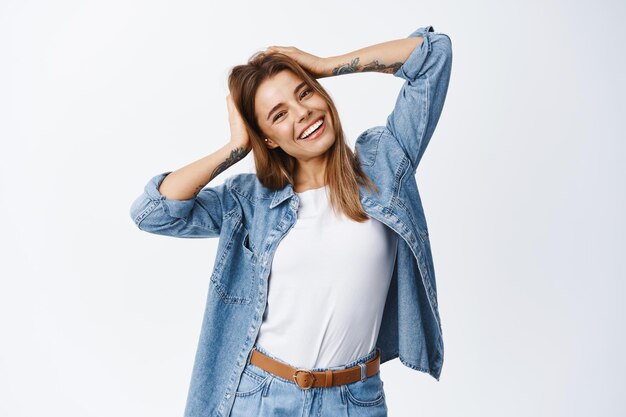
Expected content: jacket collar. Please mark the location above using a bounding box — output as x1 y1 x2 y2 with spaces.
269 182 296 209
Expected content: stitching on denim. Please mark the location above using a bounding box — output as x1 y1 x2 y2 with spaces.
209 213 253 304
355 128 383 167
223 206 239 219
344 378 385 407
395 197 429 244
409 73 430 174
234 373 270 397
228 174 258 205
242 367 269 384
134 199 159 225
392 153 409 200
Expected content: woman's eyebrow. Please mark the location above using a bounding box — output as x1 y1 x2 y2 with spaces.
266 81 308 121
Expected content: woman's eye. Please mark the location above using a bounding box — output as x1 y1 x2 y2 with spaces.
273 89 313 122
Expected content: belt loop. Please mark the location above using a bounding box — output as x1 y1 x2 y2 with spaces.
246 346 256 364
359 362 367 382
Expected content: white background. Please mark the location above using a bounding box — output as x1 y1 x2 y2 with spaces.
1 0 625 416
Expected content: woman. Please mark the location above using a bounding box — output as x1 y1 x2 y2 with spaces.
130 25 452 417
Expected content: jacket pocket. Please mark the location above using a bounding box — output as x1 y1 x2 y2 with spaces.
209 220 256 304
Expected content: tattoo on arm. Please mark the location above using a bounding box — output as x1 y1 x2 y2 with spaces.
191 147 249 196
195 147 249 194
331 57 403 76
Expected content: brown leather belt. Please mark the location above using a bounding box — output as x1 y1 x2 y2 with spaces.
247 347 381 390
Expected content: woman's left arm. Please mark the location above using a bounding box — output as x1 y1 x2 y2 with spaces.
265 31 426 78
322 26 453 172
319 35 425 77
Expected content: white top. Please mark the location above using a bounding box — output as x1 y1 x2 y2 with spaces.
254 185 399 369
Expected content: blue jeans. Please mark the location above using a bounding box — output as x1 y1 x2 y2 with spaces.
229 344 388 416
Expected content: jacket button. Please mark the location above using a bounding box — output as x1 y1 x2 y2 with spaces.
225 394 231 399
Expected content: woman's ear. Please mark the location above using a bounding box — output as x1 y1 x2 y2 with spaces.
264 138 279 149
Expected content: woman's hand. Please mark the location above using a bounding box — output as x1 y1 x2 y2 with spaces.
265 46 327 78
226 94 251 151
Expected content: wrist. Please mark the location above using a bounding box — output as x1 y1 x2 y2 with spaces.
318 57 336 78
228 139 251 152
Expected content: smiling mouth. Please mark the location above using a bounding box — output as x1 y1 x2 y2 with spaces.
298 116 325 140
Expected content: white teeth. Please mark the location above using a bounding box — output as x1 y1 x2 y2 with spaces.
300 119 323 139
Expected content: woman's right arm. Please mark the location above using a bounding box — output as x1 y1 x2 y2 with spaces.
129 141 248 239
158 141 248 200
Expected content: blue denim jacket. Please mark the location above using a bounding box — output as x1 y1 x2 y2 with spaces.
130 25 451 417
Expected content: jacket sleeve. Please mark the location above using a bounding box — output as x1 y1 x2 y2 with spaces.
385 25 452 174
129 171 234 239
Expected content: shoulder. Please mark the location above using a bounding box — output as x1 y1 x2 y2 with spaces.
355 125 407 168
224 172 277 205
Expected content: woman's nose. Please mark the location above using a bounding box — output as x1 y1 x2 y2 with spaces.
297 106 311 122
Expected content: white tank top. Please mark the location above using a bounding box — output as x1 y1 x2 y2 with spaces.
254 185 399 369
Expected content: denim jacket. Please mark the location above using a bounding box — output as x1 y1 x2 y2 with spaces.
130 25 452 417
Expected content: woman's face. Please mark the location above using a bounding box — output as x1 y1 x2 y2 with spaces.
254 70 335 159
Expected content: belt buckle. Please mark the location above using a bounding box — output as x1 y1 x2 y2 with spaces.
293 368 316 390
